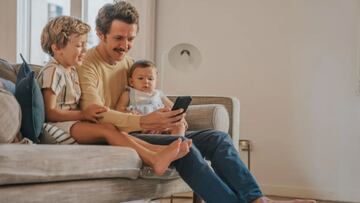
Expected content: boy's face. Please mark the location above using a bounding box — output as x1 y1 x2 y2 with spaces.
98 20 137 65
129 67 157 93
57 34 87 67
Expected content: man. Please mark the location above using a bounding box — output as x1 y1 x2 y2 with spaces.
78 1 315 203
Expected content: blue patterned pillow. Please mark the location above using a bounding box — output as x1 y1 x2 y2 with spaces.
15 56 45 143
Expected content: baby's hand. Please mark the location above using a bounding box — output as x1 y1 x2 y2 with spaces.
129 110 142 115
82 104 108 122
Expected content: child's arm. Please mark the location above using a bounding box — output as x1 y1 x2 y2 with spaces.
161 95 174 109
42 88 107 123
116 91 130 113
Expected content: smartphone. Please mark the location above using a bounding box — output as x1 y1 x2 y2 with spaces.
171 96 192 113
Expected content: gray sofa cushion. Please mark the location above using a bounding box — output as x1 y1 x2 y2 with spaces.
0 144 142 186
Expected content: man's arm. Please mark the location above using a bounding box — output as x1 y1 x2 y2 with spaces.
77 61 142 132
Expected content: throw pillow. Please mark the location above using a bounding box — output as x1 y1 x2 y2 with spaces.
0 89 21 143
15 70 45 143
16 54 32 84
0 77 16 94
0 58 17 83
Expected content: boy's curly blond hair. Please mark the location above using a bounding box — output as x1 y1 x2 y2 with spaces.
41 16 90 56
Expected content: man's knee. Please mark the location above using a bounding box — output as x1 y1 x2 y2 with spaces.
206 130 233 146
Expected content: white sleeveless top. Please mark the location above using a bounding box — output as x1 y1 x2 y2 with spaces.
127 87 165 115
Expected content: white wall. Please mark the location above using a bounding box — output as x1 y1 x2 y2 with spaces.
155 0 360 202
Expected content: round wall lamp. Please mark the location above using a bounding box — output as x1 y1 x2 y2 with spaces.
168 43 202 72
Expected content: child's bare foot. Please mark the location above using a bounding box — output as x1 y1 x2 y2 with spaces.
151 138 181 175
176 139 192 159
253 197 316 203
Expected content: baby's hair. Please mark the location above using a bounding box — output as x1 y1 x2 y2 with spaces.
41 16 90 56
128 59 156 79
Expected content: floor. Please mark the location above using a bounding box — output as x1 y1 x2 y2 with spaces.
126 192 353 203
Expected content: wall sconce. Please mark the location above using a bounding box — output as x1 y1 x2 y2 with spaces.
168 43 202 72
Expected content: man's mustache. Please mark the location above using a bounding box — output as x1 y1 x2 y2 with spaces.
113 48 125 52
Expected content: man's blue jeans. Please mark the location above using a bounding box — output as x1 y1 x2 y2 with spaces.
132 129 263 203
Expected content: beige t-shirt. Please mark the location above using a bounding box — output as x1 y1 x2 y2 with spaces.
77 47 141 132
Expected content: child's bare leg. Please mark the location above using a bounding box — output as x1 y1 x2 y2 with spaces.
126 134 192 159
70 122 183 175
96 123 192 161
252 197 316 203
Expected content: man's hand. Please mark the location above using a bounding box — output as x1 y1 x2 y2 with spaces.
82 104 108 122
139 107 185 131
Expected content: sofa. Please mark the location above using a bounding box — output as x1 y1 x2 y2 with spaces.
0 58 240 203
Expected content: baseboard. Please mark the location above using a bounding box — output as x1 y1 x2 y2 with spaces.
260 184 360 203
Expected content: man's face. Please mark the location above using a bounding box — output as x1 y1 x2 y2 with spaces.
98 20 137 64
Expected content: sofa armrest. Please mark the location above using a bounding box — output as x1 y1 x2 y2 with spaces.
185 104 229 133
169 96 240 151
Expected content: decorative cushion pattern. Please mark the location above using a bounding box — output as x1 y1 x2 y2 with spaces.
0 89 21 143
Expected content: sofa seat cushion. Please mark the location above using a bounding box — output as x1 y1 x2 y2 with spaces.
0 144 142 186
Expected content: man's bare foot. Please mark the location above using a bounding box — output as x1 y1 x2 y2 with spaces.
151 138 181 175
176 139 192 159
253 197 316 203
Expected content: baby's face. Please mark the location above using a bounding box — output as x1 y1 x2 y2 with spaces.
129 67 157 93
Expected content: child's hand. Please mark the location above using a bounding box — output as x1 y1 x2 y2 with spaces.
82 104 108 122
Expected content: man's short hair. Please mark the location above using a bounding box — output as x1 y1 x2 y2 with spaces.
41 16 90 56
96 0 140 35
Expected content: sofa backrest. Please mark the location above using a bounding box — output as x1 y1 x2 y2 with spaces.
0 58 42 83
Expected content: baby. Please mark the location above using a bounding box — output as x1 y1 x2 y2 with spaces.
116 59 187 136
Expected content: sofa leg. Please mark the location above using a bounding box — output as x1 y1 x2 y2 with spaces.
193 192 202 203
